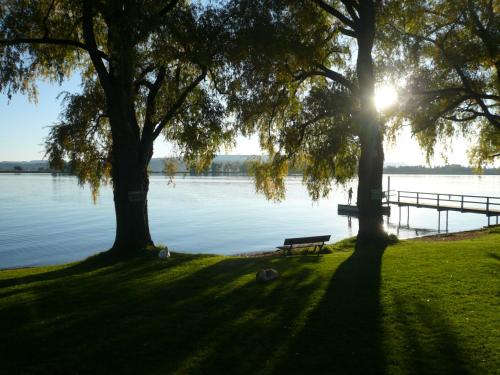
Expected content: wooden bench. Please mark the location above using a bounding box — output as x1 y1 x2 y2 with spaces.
277 235 331 256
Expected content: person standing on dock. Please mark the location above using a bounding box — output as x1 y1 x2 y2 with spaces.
348 187 353 205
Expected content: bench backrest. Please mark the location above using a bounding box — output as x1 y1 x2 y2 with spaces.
284 235 331 246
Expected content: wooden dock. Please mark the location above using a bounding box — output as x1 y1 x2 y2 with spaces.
388 200 500 216
388 190 500 230
337 204 391 216
337 177 499 233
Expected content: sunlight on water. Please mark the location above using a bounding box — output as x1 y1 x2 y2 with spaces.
0 174 498 268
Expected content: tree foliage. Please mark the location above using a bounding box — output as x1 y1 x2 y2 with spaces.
224 0 499 208
224 0 370 201
382 0 499 168
1 0 234 194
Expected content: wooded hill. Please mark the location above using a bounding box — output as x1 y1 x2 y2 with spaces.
1 158 499 175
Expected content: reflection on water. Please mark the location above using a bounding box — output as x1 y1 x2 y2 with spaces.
386 221 435 237
0 173 499 268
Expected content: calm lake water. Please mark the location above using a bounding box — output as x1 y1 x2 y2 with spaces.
0 173 499 268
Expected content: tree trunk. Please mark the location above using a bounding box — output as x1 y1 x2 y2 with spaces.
357 120 385 242
104 11 154 254
107 87 154 253
111 143 154 253
355 0 386 243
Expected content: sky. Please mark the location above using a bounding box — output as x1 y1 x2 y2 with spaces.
0 76 478 166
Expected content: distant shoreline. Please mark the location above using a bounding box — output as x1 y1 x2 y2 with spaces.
2 158 500 175
1 170 500 176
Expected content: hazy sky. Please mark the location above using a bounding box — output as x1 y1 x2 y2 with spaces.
0 77 476 166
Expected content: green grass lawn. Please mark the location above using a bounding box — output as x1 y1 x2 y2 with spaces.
1 229 499 374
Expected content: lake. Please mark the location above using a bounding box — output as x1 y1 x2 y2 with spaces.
0 173 499 269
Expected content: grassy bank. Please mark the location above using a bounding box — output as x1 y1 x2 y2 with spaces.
1 229 499 374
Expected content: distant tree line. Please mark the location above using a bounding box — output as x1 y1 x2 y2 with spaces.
157 160 500 176
383 165 500 175
167 160 254 175
181 160 304 175
4 159 497 175
0 161 68 173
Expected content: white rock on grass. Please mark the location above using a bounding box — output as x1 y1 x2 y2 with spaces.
256 268 279 282
158 248 171 259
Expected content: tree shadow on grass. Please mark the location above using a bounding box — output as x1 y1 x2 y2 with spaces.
0 254 328 374
270 241 388 375
486 252 500 262
1 242 478 374
151 257 326 374
388 294 473 375
0 251 209 289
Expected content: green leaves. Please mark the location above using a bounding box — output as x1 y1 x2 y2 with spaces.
0 0 85 98
224 0 361 201
45 78 111 200
1 0 239 196
385 0 499 168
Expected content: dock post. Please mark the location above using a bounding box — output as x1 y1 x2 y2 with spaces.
387 176 390 206
446 210 449 232
407 206 410 226
486 196 490 226
438 211 441 233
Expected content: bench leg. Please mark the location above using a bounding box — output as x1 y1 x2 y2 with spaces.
317 244 324 256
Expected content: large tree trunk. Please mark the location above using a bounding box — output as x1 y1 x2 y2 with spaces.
105 15 154 254
357 120 385 242
106 75 155 253
355 0 386 243
111 139 154 253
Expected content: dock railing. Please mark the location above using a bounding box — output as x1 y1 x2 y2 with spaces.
385 189 396 205
393 190 500 215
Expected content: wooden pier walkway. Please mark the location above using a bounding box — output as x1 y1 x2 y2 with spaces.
388 190 500 229
337 176 499 233
337 204 391 216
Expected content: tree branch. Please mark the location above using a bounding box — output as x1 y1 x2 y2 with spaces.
152 68 207 140
292 62 356 92
401 26 500 129
451 61 499 129
339 27 357 38
414 87 499 102
412 87 470 96
293 67 355 92
42 0 57 38
466 0 499 83
311 0 356 29
142 67 166 143
316 63 356 92
340 0 359 23
0 36 109 61
462 107 500 118
443 114 478 122
82 0 110 94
